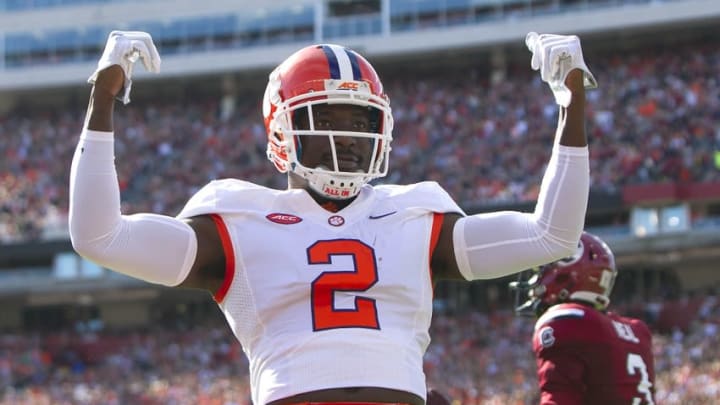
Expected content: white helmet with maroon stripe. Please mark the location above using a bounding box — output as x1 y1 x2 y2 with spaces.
263 44 393 200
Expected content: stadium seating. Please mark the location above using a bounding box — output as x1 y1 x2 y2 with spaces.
1 36 719 244
1 289 717 404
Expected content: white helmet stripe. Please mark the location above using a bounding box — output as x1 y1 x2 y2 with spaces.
327 44 354 80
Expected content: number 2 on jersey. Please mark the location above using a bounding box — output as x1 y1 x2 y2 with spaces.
307 239 380 331
627 353 655 405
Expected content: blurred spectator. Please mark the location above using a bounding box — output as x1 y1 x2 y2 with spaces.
1 287 718 404
2 38 719 244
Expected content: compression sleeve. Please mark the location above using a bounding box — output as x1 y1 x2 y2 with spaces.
452 145 589 280
69 129 197 286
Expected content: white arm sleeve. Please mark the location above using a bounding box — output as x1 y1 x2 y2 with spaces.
69 129 197 286
453 145 589 280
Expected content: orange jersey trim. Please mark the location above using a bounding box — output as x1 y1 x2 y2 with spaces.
209 213 235 303
428 212 444 282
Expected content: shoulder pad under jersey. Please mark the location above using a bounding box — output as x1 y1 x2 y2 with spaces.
535 306 586 331
177 179 285 218
372 181 466 216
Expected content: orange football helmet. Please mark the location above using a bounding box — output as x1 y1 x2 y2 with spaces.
263 44 393 199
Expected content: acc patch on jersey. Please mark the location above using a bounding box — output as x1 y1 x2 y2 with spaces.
538 326 556 348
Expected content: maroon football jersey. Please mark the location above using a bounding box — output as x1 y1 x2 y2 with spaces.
533 302 655 405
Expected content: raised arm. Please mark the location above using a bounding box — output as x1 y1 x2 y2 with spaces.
557 69 586 147
432 33 593 281
69 31 224 292
85 64 122 131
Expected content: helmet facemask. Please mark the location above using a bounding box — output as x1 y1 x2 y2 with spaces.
266 80 393 200
510 268 550 317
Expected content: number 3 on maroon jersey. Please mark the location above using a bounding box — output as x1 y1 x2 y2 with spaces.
307 239 380 331
627 353 655 405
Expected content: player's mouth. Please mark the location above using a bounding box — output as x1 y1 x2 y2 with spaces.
323 153 362 171
338 154 362 171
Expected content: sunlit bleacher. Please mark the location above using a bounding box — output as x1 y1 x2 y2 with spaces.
1 0 692 69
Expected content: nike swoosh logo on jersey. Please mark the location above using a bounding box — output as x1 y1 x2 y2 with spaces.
368 211 397 220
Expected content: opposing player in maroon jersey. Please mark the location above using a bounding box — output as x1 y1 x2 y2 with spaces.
511 232 656 405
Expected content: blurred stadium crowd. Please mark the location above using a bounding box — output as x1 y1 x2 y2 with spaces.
1 288 718 404
1 36 719 243
2 21 720 404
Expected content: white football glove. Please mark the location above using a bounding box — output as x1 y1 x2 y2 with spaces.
87 30 161 105
526 32 597 107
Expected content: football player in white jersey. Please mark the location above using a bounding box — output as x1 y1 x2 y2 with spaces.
70 31 595 405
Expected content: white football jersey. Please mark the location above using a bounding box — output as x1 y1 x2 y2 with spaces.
178 179 464 405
